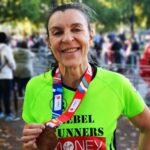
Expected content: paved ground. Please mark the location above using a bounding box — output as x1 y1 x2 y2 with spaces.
0 118 23 150
116 117 139 150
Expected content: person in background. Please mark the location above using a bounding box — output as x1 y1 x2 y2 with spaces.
125 37 140 73
139 36 150 106
93 31 104 62
0 32 16 121
111 39 124 73
21 3 150 150
13 40 34 100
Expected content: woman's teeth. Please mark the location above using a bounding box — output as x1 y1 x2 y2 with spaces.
62 48 79 53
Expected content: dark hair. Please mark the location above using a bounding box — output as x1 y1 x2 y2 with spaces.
0 32 9 44
46 3 95 37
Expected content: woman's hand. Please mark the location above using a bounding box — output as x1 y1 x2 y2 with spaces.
21 123 45 150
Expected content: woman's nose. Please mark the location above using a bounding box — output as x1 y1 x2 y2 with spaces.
62 31 74 42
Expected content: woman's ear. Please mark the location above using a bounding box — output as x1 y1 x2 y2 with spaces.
89 30 94 46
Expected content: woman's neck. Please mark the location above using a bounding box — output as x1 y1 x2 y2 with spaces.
59 63 89 89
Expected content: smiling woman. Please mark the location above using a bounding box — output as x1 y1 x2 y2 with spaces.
21 3 150 150
48 9 92 74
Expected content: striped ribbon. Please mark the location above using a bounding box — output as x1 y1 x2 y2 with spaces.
46 64 93 128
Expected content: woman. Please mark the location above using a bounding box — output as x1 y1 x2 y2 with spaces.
21 3 150 150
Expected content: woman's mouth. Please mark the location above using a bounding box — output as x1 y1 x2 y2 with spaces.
61 48 80 53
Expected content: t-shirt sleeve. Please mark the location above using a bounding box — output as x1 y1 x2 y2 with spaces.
121 76 145 118
22 79 35 123
22 72 52 124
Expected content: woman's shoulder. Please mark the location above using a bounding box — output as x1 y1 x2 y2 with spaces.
96 66 128 84
27 70 53 88
97 66 123 76
0 43 10 51
94 67 134 96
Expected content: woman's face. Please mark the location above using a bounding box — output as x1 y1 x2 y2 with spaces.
47 9 93 67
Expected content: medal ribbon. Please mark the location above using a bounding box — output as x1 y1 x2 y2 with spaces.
46 64 93 128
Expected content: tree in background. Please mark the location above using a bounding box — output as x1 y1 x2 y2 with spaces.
0 0 49 23
0 0 150 33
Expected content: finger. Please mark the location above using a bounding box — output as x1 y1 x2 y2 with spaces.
23 139 37 149
23 128 43 136
21 134 38 143
25 123 45 130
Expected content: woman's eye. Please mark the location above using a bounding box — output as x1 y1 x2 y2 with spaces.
52 30 63 36
72 28 82 32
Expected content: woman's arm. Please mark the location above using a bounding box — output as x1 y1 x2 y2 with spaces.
129 105 150 150
5 46 16 70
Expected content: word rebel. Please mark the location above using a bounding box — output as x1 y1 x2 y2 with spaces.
64 114 95 124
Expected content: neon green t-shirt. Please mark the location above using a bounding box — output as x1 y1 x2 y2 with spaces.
22 67 145 150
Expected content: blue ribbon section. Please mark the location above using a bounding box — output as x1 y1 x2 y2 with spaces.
52 81 63 119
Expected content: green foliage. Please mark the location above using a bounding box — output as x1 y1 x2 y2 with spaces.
0 0 150 31
83 0 121 31
0 0 49 23
136 0 150 28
